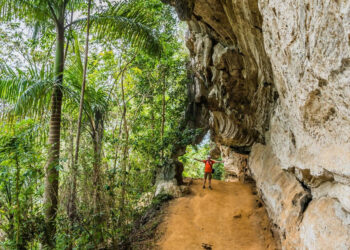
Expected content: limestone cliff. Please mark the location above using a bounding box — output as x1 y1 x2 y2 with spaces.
163 0 350 248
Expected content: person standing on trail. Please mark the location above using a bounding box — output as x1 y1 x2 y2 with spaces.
194 155 223 189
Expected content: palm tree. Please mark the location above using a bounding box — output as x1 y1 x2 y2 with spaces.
0 0 161 246
80 82 109 243
64 46 110 242
1 1 81 246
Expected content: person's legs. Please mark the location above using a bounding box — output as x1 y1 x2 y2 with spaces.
203 173 208 188
208 173 212 189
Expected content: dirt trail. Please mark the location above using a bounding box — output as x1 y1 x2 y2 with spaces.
156 179 277 250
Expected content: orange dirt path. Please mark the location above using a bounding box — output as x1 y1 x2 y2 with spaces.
156 179 277 250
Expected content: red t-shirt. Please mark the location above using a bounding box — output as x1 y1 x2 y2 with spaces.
202 160 216 173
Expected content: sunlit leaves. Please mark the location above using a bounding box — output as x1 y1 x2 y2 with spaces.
0 0 191 248
0 120 44 248
74 0 162 56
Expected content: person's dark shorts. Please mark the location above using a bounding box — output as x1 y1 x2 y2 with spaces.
204 172 212 180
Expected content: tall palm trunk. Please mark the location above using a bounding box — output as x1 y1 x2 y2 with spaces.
91 109 104 243
44 20 65 248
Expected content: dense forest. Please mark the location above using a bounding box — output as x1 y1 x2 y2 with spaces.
0 0 204 248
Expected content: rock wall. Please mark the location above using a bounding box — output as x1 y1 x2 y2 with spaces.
219 145 248 181
258 1 350 247
164 0 350 249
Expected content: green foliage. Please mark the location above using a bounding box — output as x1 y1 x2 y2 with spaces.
0 120 44 248
0 0 194 248
212 161 225 180
0 64 54 117
180 141 225 180
153 193 173 206
88 0 162 56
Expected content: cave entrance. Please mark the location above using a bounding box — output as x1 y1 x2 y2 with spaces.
179 131 225 181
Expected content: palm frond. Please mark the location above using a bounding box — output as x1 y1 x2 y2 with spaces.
0 63 53 118
85 84 109 115
63 32 109 116
73 0 162 56
0 0 51 22
14 79 52 116
63 64 109 116
73 33 84 74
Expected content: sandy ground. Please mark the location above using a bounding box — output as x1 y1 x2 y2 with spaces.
156 179 277 250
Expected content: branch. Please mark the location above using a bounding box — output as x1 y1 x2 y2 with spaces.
64 0 70 8
47 2 59 23
107 53 137 101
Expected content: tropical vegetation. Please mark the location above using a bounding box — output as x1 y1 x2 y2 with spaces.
0 0 221 248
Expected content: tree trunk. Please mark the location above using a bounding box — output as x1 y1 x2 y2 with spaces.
68 0 92 225
66 121 75 249
44 21 65 248
118 75 129 229
15 154 22 249
161 74 166 162
92 109 104 244
110 116 123 208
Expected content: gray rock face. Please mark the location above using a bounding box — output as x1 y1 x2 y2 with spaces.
183 0 275 148
250 144 350 249
165 0 350 248
260 1 350 246
219 145 248 181
261 0 350 183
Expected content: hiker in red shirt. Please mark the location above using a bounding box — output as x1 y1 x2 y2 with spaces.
194 155 223 189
